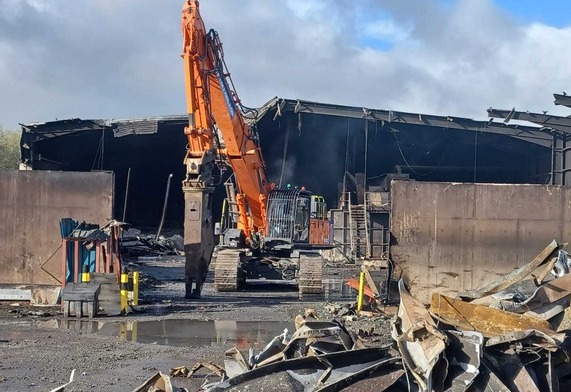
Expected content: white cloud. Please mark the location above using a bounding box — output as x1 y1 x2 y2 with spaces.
0 0 570 130
495 23 571 113
286 0 328 19
363 19 413 43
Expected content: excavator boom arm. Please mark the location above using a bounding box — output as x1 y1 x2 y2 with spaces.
182 0 271 236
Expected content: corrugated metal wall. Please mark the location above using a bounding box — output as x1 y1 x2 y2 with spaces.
0 170 113 285
390 181 571 303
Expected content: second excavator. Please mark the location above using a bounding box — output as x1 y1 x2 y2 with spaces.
181 0 332 299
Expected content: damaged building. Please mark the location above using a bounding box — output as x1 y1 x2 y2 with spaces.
4 92 571 302
19 116 190 228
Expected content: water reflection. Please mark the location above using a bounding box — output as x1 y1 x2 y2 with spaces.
48 278 355 347
54 319 293 349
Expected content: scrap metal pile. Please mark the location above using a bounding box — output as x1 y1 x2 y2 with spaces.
120 228 184 258
392 239 571 391
137 317 402 392
419 239 571 392
133 240 571 392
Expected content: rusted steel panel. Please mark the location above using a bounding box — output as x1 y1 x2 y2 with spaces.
468 362 511 392
0 170 113 285
429 293 554 337
390 181 571 303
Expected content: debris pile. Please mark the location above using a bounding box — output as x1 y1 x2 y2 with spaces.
324 301 393 345
121 228 183 258
396 239 571 391
172 317 403 391
7 306 54 318
134 239 571 391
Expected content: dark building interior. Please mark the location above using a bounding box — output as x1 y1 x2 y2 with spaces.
256 110 550 206
19 99 555 229
20 117 189 229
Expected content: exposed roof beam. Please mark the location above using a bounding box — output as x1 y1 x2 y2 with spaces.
20 116 188 141
488 108 571 133
554 93 571 108
265 99 552 147
21 119 108 134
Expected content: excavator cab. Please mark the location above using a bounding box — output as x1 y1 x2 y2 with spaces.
265 189 330 251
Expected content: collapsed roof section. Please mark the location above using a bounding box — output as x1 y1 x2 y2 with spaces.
255 98 553 147
19 115 190 228
554 93 571 108
17 97 559 226
252 98 553 205
488 92 571 185
20 116 187 168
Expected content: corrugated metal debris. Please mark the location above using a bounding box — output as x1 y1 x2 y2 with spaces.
393 279 447 392
133 240 571 392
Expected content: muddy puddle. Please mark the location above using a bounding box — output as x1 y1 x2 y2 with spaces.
42 279 355 348
47 319 293 349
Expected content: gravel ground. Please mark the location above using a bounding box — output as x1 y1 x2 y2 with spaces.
0 256 394 391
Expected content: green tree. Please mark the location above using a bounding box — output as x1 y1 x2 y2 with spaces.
0 126 21 169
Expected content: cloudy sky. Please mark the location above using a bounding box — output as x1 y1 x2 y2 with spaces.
1 0 570 130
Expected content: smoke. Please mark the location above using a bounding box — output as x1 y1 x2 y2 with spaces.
271 156 297 189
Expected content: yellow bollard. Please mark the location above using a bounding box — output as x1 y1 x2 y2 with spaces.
357 271 365 312
132 271 139 306
81 265 90 283
120 268 129 314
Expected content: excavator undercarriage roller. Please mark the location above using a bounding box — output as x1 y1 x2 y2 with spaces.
213 248 245 292
298 253 324 298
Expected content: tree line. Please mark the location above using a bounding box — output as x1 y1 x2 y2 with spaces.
0 126 20 169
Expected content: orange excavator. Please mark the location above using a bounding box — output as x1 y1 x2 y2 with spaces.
181 0 331 299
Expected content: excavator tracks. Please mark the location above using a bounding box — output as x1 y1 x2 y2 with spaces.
298 253 324 298
213 248 244 292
